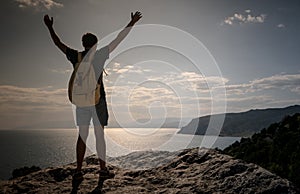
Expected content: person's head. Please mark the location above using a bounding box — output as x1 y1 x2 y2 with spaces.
82 33 98 50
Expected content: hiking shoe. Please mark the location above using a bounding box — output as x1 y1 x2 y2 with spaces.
72 171 84 188
99 168 115 180
89 185 103 194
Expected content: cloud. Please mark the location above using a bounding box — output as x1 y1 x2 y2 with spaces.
51 68 72 74
249 74 300 92
224 11 266 25
141 71 228 93
0 85 69 114
224 17 234 25
223 73 300 95
205 73 300 113
277 24 285 28
1 72 299 129
104 70 229 120
16 0 63 10
0 85 72 129
106 63 149 75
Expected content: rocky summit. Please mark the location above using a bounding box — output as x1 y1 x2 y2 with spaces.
0 148 298 194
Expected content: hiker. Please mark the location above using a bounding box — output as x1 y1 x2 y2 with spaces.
44 11 142 187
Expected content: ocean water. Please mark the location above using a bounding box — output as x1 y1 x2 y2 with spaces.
0 128 240 180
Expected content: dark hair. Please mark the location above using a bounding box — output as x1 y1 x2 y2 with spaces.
82 33 98 49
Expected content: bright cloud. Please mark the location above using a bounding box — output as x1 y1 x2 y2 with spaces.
107 63 150 75
16 0 63 10
224 11 266 25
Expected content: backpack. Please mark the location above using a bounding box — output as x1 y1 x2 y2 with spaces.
68 52 101 107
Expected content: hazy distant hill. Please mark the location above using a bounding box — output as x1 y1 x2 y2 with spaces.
178 105 300 137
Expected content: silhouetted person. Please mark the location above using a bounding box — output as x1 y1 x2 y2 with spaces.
44 11 142 189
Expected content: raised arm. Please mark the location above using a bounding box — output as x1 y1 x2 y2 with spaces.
44 15 67 54
108 11 142 53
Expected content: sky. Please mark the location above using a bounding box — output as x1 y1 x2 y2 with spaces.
0 0 299 129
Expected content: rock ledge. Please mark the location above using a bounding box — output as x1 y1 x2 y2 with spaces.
0 148 298 194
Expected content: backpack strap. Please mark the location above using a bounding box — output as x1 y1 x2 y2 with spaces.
77 52 82 63
103 69 108 76
72 52 82 71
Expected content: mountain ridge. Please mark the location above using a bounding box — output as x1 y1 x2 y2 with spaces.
178 104 300 137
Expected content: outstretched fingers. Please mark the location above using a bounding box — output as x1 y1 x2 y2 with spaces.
43 14 53 27
131 11 142 23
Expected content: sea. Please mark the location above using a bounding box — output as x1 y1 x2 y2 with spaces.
0 128 240 180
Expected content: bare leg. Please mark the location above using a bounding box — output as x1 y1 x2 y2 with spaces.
94 125 106 170
76 125 89 171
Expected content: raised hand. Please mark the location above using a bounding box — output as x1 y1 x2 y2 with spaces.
44 15 53 28
130 11 142 24
108 11 143 53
